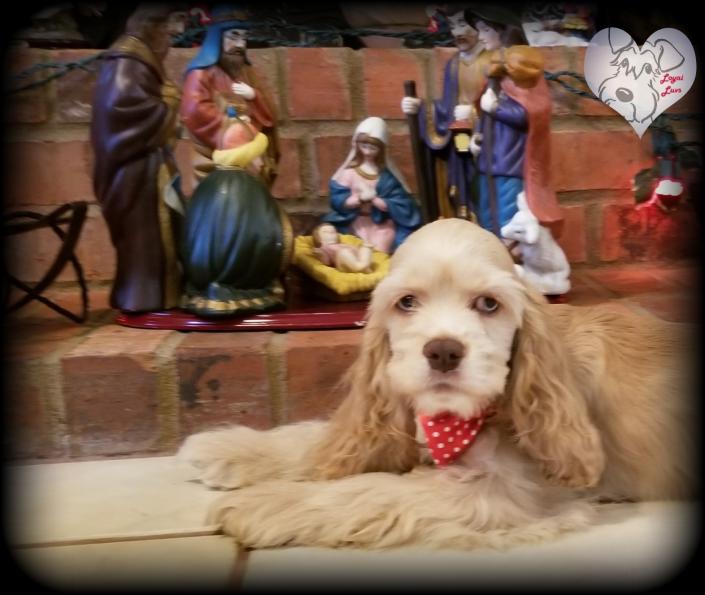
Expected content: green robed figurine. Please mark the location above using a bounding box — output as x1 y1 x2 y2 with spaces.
180 112 293 317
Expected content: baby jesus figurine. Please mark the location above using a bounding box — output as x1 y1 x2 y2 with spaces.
311 223 374 273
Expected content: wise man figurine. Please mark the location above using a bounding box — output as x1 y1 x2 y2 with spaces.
465 4 569 295
180 6 279 187
401 7 486 220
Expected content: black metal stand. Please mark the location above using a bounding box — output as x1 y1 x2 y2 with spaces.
3 201 89 323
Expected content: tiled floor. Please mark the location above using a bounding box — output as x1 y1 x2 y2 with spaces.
6 456 699 591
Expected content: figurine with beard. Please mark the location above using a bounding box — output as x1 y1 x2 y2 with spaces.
180 8 279 186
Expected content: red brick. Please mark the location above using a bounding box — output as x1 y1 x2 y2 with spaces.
248 49 281 119
4 210 71 284
4 48 49 124
4 316 95 459
540 47 579 116
286 48 353 120
284 329 363 422
555 204 586 263
551 130 653 192
314 136 352 196
4 141 95 207
598 202 698 263
3 363 54 459
61 326 176 456
176 332 274 435
271 138 302 199
599 203 622 262
539 46 575 74
4 319 88 359
74 205 116 283
573 93 618 117
53 49 101 123
3 203 113 286
546 79 577 116
362 49 425 119
388 134 417 194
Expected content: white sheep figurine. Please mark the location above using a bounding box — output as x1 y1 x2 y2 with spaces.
500 192 571 296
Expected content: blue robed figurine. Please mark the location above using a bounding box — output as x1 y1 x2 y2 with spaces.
322 117 421 254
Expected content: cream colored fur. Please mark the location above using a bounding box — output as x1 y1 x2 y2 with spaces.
179 219 696 549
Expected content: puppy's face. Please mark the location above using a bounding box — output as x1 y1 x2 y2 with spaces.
369 220 526 418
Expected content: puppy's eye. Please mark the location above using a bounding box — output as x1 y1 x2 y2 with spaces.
396 295 419 312
620 58 629 68
473 296 500 314
644 64 652 74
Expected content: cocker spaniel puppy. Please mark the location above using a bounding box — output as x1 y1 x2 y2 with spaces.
179 219 696 549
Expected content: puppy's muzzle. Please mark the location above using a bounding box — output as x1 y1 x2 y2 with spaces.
423 338 465 373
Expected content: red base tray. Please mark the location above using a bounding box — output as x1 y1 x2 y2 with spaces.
115 301 369 331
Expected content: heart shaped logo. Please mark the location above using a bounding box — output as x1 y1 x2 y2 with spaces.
584 28 696 137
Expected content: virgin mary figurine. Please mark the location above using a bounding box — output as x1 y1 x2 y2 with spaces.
321 116 422 254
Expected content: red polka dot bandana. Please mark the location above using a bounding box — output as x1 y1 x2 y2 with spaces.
418 411 486 467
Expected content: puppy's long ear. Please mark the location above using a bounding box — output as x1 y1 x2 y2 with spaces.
504 285 605 488
306 310 418 480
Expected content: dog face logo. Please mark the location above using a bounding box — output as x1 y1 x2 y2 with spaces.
585 28 696 137
598 29 684 124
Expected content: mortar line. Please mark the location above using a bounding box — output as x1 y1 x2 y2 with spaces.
265 332 288 426
155 331 187 452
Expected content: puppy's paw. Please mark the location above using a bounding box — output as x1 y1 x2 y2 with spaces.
545 449 605 489
207 485 315 548
177 428 260 489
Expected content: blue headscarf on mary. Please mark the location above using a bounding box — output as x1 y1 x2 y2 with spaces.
185 5 252 74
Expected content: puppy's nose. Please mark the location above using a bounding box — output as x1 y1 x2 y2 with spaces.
616 87 633 102
423 338 465 373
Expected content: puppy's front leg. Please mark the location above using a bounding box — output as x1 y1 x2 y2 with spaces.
177 421 328 489
208 469 594 549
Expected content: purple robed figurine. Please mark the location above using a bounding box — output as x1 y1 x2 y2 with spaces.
401 10 486 219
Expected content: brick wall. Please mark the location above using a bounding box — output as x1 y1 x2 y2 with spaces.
4 46 701 285
5 321 362 459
